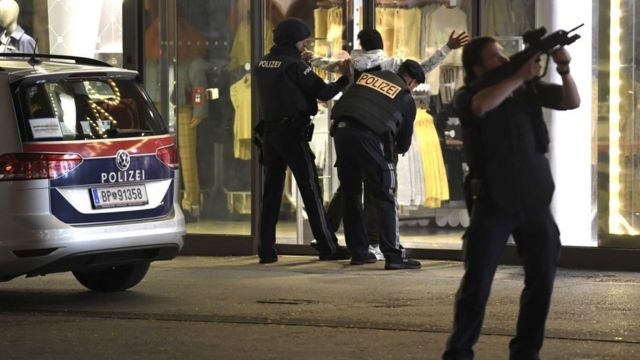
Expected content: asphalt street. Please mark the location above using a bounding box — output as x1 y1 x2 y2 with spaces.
1 256 639 359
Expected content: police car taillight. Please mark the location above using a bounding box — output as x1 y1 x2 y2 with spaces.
0 153 83 181
156 145 179 170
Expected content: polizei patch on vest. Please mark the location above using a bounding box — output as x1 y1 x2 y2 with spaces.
258 60 282 68
356 73 401 98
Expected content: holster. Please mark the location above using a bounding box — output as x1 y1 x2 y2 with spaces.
463 174 483 214
303 121 315 142
286 116 314 142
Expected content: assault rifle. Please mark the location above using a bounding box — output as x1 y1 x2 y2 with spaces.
468 24 584 92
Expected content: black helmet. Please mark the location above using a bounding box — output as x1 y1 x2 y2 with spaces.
398 59 426 84
273 18 311 46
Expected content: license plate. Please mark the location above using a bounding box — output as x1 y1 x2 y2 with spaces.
90 185 148 209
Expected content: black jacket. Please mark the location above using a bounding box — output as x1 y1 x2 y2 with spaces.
254 45 348 122
455 81 566 211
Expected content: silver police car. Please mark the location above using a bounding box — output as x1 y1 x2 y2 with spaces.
0 54 185 291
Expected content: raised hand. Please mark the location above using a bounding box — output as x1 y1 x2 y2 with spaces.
446 31 470 50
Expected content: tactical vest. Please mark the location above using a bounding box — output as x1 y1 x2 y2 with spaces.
254 52 309 122
331 70 408 136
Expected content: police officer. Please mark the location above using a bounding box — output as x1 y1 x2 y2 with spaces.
330 60 425 269
254 17 350 264
442 37 580 359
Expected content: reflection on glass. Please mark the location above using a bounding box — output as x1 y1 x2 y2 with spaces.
608 0 639 235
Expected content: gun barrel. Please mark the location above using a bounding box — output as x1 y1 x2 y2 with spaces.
568 23 585 33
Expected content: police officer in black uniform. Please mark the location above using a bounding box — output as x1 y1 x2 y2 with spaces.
442 37 580 359
330 60 425 269
254 17 350 264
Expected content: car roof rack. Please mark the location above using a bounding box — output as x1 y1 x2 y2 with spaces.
0 53 112 68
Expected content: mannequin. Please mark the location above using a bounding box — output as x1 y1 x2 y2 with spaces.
0 0 37 53
144 1 209 220
175 16 209 220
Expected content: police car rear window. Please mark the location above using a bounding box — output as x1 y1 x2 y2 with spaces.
16 78 167 141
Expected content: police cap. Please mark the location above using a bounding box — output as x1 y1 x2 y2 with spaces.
398 59 426 84
273 18 311 46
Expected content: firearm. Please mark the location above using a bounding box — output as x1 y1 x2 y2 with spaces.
468 24 584 92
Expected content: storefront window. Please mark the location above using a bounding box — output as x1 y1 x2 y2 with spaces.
5 0 123 63
371 0 536 250
152 0 254 235
598 0 640 244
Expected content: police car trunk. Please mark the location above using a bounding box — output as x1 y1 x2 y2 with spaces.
8 63 178 223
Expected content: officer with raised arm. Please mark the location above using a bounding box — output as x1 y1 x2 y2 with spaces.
254 17 350 263
442 36 580 360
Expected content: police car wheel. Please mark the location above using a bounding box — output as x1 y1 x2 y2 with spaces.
72 262 150 292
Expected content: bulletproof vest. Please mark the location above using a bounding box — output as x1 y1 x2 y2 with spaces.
254 52 309 122
331 70 408 136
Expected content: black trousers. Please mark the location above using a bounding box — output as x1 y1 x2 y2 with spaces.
443 196 561 360
258 123 337 258
326 182 380 246
333 126 403 263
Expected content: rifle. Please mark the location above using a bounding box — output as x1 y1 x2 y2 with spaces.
468 24 584 92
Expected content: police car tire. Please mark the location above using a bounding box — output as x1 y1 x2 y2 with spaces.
72 262 150 292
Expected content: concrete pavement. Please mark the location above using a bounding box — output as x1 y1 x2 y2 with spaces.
1 256 639 359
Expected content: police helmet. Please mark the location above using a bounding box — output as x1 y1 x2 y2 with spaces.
273 18 311 46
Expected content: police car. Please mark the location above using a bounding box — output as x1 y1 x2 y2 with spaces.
0 54 184 291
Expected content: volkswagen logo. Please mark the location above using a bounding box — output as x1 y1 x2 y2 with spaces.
115 150 131 171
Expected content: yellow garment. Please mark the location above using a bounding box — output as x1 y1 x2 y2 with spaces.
230 74 252 160
178 105 200 212
229 20 273 71
413 110 449 208
392 8 421 60
376 8 396 58
229 20 250 71
326 7 343 55
264 22 274 53
314 8 328 39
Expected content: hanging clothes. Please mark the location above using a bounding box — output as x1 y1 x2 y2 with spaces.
230 73 252 160
397 134 425 207
314 7 328 39
392 8 422 60
375 7 397 58
326 7 343 55
424 5 468 95
419 4 441 60
413 109 449 208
